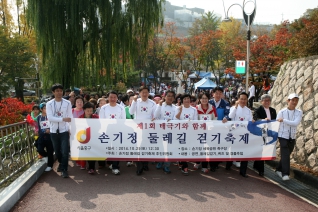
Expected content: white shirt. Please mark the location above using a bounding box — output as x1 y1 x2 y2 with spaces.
129 98 156 119
175 106 198 120
46 98 72 133
229 105 252 121
248 85 255 99
277 108 303 139
99 104 126 119
154 102 177 120
264 107 271 120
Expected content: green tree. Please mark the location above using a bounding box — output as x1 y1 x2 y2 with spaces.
188 11 221 36
27 0 164 89
0 27 35 101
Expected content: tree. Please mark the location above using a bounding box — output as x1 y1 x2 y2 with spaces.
289 9 318 58
0 27 35 101
188 11 221 36
225 24 292 99
27 0 164 89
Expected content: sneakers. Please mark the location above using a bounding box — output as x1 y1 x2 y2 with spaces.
88 169 95 174
156 162 163 169
61 170 69 178
181 168 189 176
233 162 241 168
126 162 132 167
201 168 209 173
163 166 171 174
45 167 52 172
80 166 86 170
193 163 200 170
108 164 113 170
282 175 290 181
276 171 283 178
112 169 120 175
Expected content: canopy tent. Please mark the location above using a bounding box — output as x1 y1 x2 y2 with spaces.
194 78 217 90
188 71 215 79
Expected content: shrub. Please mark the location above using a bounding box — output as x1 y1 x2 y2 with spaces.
0 98 34 126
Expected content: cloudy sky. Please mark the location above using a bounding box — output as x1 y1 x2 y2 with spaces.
167 0 318 25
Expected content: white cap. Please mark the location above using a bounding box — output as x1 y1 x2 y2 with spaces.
288 93 299 100
126 89 133 94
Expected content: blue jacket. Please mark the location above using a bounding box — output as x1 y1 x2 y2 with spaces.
209 99 230 120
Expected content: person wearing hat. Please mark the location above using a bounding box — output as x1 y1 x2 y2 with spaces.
275 93 303 181
37 103 54 171
126 89 134 95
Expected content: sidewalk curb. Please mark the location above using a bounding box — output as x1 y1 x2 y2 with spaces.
265 160 318 190
0 159 47 212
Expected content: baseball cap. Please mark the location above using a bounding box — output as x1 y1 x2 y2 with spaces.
39 103 46 109
126 89 133 94
288 93 299 100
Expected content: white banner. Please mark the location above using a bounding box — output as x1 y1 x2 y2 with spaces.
70 119 279 161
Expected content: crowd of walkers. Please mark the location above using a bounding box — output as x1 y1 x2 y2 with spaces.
26 82 302 181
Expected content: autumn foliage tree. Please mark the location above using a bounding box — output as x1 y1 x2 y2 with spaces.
225 23 292 98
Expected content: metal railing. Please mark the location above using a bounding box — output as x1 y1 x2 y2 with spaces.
0 121 37 188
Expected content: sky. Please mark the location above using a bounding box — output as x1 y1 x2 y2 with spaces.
167 0 318 25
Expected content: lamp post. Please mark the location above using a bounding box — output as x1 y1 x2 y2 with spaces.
222 0 256 92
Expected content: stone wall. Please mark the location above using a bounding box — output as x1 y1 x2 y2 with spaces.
270 55 318 172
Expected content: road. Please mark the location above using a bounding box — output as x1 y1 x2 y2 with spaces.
11 161 317 212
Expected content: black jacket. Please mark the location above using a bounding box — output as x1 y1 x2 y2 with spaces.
253 105 277 120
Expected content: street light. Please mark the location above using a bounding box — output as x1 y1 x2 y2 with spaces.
222 0 257 92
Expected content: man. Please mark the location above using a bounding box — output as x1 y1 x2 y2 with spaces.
154 90 177 174
129 86 157 175
209 87 231 171
248 81 255 109
275 93 302 181
99 91 126 175
46 83 72 178
253 94 277 176
228 92 253 178
63 88 72 100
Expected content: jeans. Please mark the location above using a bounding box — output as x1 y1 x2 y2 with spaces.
276 137 295 176
51 132 69 171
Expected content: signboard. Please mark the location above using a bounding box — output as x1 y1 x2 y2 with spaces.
236 60 246 74
70 119 279 162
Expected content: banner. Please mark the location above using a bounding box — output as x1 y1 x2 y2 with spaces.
70 119 279 161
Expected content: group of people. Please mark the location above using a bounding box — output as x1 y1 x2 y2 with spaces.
27 82 302 181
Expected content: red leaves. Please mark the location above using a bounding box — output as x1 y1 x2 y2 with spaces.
0 98 33 126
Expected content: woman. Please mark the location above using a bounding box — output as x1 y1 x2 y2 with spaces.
72 96 85 169
262 76 271 94
195 92 218 173
26 105 41 147
79 102 99 174
175 93 198 176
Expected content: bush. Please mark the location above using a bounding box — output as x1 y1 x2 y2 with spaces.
0 98 34 126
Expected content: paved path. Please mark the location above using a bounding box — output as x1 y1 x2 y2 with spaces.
11 161 318 212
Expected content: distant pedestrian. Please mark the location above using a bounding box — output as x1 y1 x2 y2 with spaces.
248 81 255 108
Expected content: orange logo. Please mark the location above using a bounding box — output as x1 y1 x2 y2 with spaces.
76 127 91 144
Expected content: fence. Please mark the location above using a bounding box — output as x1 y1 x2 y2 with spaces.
0 121 37 188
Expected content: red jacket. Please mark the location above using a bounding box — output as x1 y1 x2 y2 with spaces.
196 104 217 120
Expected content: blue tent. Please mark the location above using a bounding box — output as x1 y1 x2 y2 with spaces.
188 71 215 79
195 78 217 90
